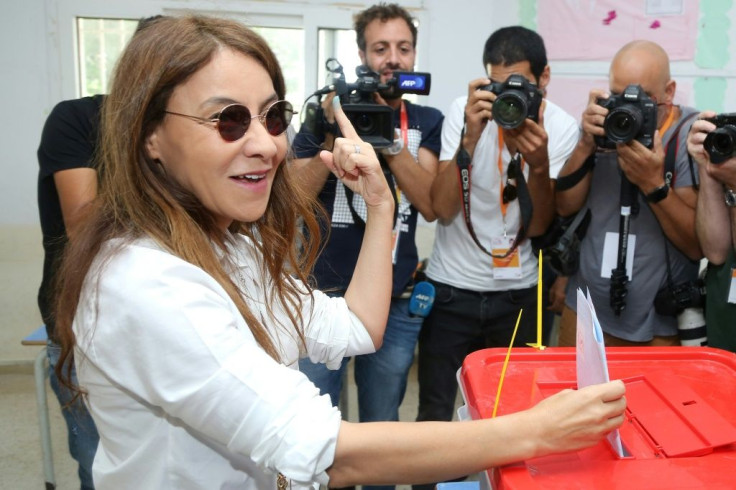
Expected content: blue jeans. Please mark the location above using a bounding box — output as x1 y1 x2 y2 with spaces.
47 341 99 490
299 298 423 490
416 281 538 422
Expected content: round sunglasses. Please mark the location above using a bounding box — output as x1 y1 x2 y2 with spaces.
165 100 295 142
502 157 519 204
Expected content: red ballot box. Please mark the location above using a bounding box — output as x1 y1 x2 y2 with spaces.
459 347 736 490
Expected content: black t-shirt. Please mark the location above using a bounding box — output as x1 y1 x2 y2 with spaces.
37 95 104 338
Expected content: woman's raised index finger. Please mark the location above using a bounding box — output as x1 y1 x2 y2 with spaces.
332 96 360 140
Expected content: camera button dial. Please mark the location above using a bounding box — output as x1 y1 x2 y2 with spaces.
725 187 736 207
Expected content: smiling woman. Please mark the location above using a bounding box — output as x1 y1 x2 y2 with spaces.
146 49 290 229
51 13 625 490
53 14 395 489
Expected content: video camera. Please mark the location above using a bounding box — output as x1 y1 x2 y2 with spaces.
478 74 543 129
703 113 736 164
595 84 657 149
303 59 431 148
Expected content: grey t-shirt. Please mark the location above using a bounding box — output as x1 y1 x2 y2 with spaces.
566 106 700 341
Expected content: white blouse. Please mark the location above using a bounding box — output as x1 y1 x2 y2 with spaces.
73 234 375 489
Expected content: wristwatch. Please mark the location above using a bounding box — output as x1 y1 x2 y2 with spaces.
381 129 404 156
645 183 670 203
725 187 736 207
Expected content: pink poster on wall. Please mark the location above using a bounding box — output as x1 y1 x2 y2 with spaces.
547 77 694 124
538 0 699 61
547 77 608 122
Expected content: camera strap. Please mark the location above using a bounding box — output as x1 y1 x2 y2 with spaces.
660 110 699 287
455 126 532 259
555 153 596 192
344 167 399 229
663 110 699 189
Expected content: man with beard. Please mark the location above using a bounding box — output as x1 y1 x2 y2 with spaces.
292 6 442 484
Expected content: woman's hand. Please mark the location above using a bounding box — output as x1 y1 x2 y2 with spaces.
319 99 393 210
523 379 627 457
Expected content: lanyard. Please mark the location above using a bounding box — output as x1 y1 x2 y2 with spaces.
394 100 409 206
400 100 409 146
456 125 533 259
658 105 676 135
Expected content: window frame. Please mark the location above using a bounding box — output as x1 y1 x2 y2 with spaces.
48 1 429 103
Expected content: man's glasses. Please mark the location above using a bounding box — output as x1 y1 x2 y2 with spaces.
165 100 295 142
502 158 519 204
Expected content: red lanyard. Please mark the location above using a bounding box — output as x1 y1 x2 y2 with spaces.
400 100 409 146
392 101 409 206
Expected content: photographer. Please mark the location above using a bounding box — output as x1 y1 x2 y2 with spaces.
415 26 579 490
556 40 703 347
291 3 443 475
688 113 736 352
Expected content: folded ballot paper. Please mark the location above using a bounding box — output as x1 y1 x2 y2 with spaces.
576 288 625 457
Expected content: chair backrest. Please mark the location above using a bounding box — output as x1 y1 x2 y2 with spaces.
21 325 48 346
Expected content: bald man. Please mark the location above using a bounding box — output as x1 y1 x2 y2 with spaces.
554 40 702 347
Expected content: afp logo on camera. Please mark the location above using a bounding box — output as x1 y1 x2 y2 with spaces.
392 72 431 96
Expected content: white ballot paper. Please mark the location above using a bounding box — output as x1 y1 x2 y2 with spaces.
576 288 625 457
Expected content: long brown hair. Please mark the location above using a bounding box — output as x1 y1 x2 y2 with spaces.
54 15 323 386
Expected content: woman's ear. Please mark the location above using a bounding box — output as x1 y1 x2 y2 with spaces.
145 131 161 161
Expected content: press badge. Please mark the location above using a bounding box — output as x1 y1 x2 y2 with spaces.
491 235 522 279
600 232 636 280
728 268 736 304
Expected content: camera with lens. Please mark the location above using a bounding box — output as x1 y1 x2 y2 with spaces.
654 279 706 317
478 74 543 129
340 65 395 148
532 208 592 276
703 113 736 164
595 84 657 149
304 59 431 149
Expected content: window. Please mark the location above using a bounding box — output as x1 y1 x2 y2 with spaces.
251 26 305 122
317 28 360 88
77 18 138 97
75 19 306 120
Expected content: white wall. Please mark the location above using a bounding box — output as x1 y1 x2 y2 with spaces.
2 1 52 225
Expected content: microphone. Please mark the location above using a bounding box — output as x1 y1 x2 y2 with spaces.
313 78 348 96
409 281 435 317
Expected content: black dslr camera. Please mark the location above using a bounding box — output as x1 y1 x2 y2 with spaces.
479 74 543 129
654 279 706 317
304 59 431 148
595 84 657 149
703 113 736 164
